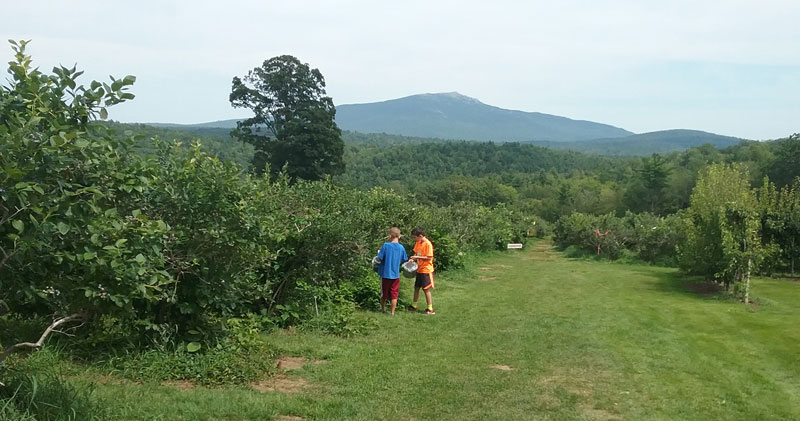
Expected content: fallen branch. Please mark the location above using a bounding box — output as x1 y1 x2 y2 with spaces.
0 313 84 364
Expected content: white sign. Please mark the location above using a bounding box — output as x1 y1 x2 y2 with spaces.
507 243 523 249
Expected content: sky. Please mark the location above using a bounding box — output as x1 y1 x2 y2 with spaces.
3 0 798 140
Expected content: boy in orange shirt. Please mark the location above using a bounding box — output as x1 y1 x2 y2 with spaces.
408 227 435 315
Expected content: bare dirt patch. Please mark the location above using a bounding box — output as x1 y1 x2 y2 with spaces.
538 368 621 419
251 374 310 394
274 416 304 421
478 266 492 271
275 355 326 371
479 276 498 281
163 380 196 390
685 281 724 296
537 368 608 397
490 364 515 371
489 264 512 269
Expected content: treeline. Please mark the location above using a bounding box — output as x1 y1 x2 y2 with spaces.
102 121 255 168
553 164 800 296
342 135 798 218
105 122 797 225
341 140 622 189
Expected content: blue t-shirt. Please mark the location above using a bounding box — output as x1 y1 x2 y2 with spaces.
377 242 408 279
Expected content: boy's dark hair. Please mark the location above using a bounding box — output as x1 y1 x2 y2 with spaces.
411 227 425 237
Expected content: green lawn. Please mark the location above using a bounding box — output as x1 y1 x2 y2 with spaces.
91 241 800 420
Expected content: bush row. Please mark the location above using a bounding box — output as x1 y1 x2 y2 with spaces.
3 136 531 350
553 211 685 265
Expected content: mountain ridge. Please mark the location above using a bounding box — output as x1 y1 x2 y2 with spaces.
334 92 634 142
144 92 748 154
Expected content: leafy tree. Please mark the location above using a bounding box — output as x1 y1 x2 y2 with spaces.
229 55 344 180
768 133 800 187
679 164 764 301
759 177 800 276
780 180 800 276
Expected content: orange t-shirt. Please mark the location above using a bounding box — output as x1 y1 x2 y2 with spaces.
413 238 434 273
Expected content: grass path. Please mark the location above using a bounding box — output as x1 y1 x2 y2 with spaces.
97 241 800 420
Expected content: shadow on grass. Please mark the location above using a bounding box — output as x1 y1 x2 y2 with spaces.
629 266 732 302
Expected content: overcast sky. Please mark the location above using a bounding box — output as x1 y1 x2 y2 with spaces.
3 0 798 139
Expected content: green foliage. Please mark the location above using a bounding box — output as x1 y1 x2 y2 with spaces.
424 231 464 271
341 139 621 192
102 122 255 169
553 211 684 263
0 350 106 420
439 202 521 252
106 343 272 386
757 177 800 275
624 154 674 214
768 133 800 187
679 163 765 299
300 301 376 337
1 40 171 335
230 55 344 180
141 141 280 327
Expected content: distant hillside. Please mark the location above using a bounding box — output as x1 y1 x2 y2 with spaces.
148 120 239 129
144 95 745 155
530 129 747 156
334 92 632 142
147 93 632 142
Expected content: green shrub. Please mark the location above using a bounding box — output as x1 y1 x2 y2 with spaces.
554 211 683 263
105 341 272 386
300 301 376 337
426 232 464 271
563 245 594 259
340 275 382 311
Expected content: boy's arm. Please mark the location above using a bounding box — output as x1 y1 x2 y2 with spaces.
377 245 385 260
410 247 432 261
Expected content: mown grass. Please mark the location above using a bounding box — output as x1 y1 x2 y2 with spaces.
40 241 800 419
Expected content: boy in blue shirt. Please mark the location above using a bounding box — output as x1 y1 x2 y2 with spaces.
376 227 409 315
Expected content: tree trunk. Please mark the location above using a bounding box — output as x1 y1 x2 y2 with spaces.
745 257 751 304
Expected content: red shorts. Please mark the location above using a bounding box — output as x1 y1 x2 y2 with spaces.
381 278 400 300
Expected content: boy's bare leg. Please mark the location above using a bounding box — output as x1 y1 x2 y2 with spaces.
424 289 433 309
390 298 397 314
413 287 420 304
381 297 386 312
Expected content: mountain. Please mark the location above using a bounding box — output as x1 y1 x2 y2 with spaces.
529 129 746 156
145 93 747 155
334 92 633 142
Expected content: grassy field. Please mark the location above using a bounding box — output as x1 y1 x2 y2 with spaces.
76 241 800 420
